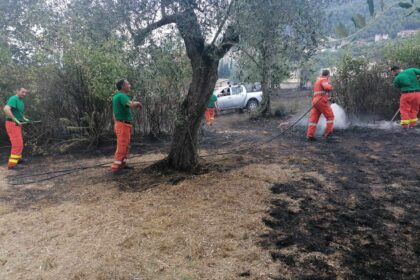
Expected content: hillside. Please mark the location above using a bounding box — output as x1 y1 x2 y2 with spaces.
324 0 420 39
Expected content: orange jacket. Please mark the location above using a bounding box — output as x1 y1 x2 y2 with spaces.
313 76 333 94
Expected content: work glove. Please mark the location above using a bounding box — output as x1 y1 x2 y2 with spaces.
13 117 22 125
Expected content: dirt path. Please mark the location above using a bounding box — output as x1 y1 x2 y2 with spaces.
0 109 419 280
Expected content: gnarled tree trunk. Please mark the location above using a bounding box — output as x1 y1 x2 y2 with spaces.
133 5 238 172
167 55 219 171
259 66 273 118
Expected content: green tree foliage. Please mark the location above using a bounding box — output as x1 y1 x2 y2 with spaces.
132 38 192 137
236 0 321 117
0 0 193 151
351 14 367 29
383 31 420 66
335 23 350 38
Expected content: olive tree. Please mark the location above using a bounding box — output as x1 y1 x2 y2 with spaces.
235 0 321 117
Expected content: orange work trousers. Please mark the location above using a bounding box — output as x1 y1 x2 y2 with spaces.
205 108 216 125
111 121 132 171
5 121 23 167
307 95 334 138
400 92 420 128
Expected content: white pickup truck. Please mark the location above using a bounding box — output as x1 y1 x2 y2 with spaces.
215 85 263 111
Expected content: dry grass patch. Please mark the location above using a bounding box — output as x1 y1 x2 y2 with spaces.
0 160 295 280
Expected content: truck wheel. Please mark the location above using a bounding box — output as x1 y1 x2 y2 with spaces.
246 99 259 111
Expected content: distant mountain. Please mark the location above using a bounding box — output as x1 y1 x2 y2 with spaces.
324 0 420 39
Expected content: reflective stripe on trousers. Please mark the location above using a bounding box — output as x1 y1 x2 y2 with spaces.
400 92 420 128
307 96 335 138
5 121 23 167
112 121 132 170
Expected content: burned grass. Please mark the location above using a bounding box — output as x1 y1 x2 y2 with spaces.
260 127 420 280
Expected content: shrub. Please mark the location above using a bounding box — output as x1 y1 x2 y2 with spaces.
334 33 420 119
334 54 399 118
0 37 191 153
273 104 288 118
383 32 420 68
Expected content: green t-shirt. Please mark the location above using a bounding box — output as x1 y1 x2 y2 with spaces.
6 95 25 121
207 94 218 108
394 68 420 92
112 92 133 121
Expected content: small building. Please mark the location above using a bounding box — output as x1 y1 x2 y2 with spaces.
374 34 389 42
397 29 419 38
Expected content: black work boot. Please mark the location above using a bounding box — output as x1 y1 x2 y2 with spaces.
307 137 317 142
112 168 130 175
8 165 24 170
121 165 135 170
325 134 339 142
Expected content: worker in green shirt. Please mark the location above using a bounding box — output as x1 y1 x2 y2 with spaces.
391 66 420 128
111 79 142 172
205 91 219 126
3 87 30 169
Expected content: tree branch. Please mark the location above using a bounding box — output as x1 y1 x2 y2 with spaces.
210 0 235 46
214 25 239 59
240 47 262 69
133 13 179 46
176 8 205 62
161 4 166 18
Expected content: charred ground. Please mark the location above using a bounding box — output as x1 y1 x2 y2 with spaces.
259 128 420 280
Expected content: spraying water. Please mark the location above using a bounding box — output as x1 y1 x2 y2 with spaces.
351 120 401 130
316 103 349 136
297 103 401 133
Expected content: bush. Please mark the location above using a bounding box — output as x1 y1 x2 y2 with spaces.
334 54 399 118
273 104 288 118
335 33 420 119
0 37 191 153
383 32 420 68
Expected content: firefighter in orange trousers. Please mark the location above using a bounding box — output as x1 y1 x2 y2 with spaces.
111 79 142 173
390 66 420 128
3 87 30 170
307 70 335 142
205 91 219 126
